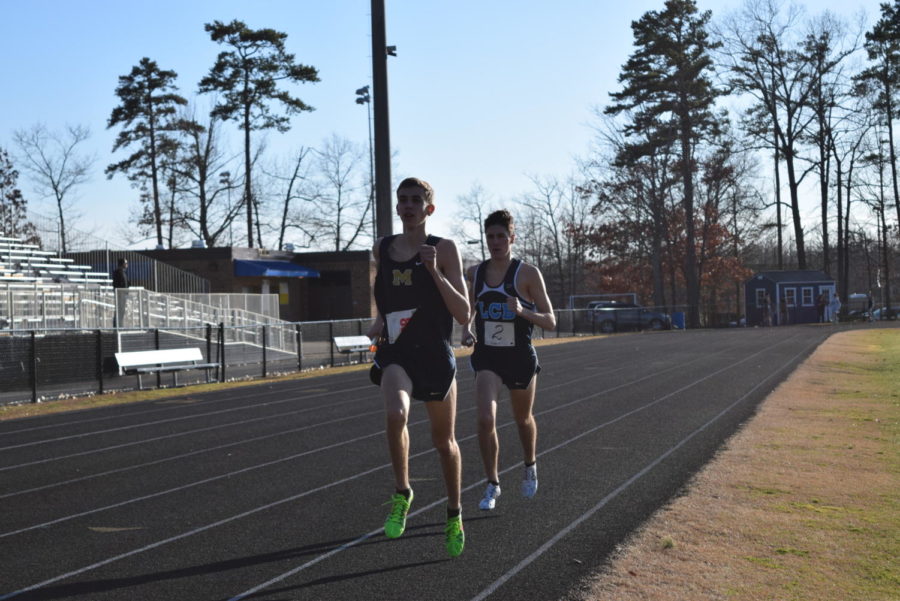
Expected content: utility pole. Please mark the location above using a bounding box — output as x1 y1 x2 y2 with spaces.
371 0 394 237
355 86 376 242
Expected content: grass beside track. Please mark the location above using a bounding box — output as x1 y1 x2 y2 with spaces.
575 328 900 601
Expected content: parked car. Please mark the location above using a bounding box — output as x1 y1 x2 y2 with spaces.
872 306 899 321
587 300 672 333
845 309 871 322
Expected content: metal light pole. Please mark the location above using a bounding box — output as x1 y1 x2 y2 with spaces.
371 0 394 237
356 86 376 242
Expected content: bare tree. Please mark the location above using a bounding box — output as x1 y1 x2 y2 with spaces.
173 109 243 247
585 112 679 308
12 124 95 253
517 175 593 308
292 135 369 251
718 0 823 269
452 183 493 262
262 146 316 250
798 12 861 274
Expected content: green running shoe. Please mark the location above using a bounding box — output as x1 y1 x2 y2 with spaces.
445 514 465 557
384 490 413 539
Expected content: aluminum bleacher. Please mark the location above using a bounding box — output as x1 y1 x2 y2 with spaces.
0 237 112 286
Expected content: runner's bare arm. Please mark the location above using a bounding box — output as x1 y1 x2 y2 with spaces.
462 264 478 345
367 238 384 339
516 263 556 330
423 239 470 325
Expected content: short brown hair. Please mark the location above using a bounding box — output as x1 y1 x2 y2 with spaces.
396 177 434 203
484 209 514 234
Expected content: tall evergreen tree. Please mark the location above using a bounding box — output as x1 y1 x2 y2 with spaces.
606 0 725 328
107 57 188 248
857 0 900 230
0 148 39 245
199 19 319 248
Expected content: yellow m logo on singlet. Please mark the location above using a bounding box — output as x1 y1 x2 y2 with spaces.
392 268 413 286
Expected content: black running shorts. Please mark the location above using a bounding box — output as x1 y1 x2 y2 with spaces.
370 341 456 401
470 345 540 390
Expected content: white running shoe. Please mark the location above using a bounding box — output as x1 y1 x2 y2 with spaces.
479 482 501 510
522 464 538 498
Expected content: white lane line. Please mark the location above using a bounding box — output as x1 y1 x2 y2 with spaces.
0 379 375 436
224 334 807 600
0 344 645 492
468 338 822 601
0 333 690 441
0 409 382 538
0 391 376 473
0 334 773 598
0 384 375 452
0 361 634 532
0 341 622 464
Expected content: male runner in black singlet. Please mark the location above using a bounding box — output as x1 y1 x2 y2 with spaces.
462 210 556 510
367 177 470 556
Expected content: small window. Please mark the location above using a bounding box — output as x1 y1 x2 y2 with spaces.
784 288 797 307
801 287 814 306
755 289 768 308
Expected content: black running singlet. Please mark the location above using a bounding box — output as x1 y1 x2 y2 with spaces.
472 258 535 350
373 234 452 347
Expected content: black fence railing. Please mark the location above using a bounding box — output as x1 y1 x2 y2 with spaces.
0 308 692 406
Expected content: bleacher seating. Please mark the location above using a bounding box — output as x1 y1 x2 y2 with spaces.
0 236 112 286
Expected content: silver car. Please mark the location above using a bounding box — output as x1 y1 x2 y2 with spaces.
588 301 672 334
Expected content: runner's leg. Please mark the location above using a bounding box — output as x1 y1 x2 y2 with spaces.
426 379 462 509
382 364 413 492
509 375 538 465
475 370 504 482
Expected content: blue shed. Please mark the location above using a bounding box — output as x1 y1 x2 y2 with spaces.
745 270 835 327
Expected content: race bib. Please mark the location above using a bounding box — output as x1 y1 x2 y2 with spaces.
385 308 416 344
484 320 515 347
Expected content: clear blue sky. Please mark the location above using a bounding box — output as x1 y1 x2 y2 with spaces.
0 0 885 249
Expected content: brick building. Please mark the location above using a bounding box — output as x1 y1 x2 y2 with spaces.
140 247 375 322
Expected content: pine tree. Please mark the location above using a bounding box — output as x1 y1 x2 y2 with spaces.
0 148 40 245
857 0 900 230
606 0 725 328
107 57 188 248
199 19 319 248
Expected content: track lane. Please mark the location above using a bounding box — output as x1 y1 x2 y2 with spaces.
0 327 830 600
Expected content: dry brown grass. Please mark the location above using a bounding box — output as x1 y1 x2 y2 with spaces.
575 329 900 601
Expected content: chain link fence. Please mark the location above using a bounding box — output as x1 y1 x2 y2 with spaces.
0 307 695 406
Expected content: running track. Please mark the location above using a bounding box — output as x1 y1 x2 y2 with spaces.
0 326 834 600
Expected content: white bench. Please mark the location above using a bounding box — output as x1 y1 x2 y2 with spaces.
333 335 374 353
115 347 219 389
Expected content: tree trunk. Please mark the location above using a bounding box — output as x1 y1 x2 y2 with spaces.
148 119 163 247
843 167 853 301
56 195 67 254
819 138 829 275
835 159 843 284
243 104 254 248
774 138 783 270
885 80 900 231
783 149 807 269
680 128 700 328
